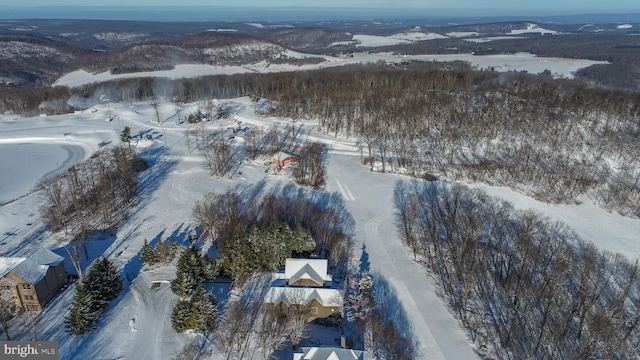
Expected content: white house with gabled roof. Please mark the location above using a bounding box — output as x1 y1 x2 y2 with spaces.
284 258 332 287
265 258 343 322
293 346 366 360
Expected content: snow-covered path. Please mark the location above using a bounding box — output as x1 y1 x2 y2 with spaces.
326 150 479 359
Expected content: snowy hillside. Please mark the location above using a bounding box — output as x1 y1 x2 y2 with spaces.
1 92 639 359
54 50 607 88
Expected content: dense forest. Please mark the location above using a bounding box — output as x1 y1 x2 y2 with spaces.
252 65 640 217
394 180 640 359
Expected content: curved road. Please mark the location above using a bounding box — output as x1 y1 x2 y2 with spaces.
40 144 88 182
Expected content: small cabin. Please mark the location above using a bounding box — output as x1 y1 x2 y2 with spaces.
272 151 297 167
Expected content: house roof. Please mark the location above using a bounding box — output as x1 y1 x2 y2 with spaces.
264 287 343 308
0 257 26 278
1 248 64 284
294 347 366 360
273 151 295 161
285 258 330 286
9 258 49 284
29 248 64 267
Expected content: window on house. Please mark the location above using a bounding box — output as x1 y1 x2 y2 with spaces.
24 295 34 301
2 285 10 290
21 284 31 290
310 307 319 315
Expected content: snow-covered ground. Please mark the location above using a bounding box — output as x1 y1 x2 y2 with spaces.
2 96 638 358
54 50 608 88
0 98 477 359
509 23 559 35
352 31 447 47
464 36 528 43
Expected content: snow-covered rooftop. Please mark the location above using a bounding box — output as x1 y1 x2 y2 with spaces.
264 287 343 308
29 247 64 267
0 248 63 284
285 258 330 285
9 258 49 284
0 257 26 278
294 347 366 360
273 151 296 160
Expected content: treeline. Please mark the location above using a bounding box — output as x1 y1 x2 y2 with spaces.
40 146 148 266
216 219 315 286
394 180 640 359
0 63 455 114
0 86 72 115
192 183 354 275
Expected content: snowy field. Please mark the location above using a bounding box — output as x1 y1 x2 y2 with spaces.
54 50 608 88
352 32 447 47
1 54 636 359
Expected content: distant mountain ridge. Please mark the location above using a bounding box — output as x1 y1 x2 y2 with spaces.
1 18 640 89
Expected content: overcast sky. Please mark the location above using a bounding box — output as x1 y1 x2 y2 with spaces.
5 0 640 13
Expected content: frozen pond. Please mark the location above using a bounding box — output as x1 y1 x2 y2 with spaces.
0 143 85 203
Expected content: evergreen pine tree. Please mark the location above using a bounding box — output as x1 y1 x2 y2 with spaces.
217 230 252 282
171 286 218 334
190 285 218 333
120 126 131 143
274 221 292 268
140 239 158 265
359 271 374 305
249 224 274 272
171 247 209 298
83 257 123 313
65 284 96 335
170 271 192 299
290 224 316 255
347 271 375 323
171 299 192 333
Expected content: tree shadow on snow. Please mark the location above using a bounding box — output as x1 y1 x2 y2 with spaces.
370 271 417 350
135 145 180 209
359 243 371 275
